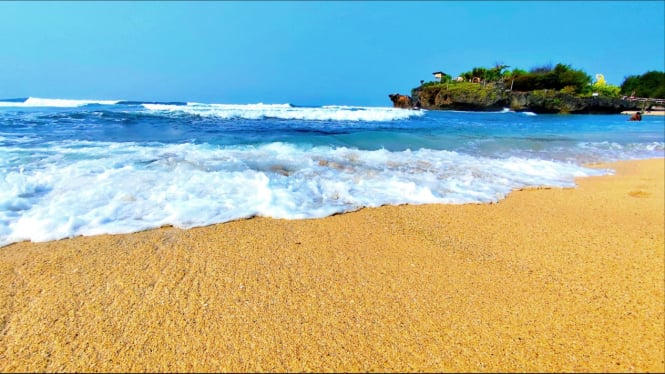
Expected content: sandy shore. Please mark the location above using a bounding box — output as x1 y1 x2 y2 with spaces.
621 110 665 116
1 159 663 372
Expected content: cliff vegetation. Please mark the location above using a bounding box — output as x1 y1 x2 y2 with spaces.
399 63 664 114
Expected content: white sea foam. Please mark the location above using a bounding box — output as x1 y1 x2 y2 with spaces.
142 102 425 121
0 141 610 247
572 141 665 162
0 97 120 107
450 108 515 114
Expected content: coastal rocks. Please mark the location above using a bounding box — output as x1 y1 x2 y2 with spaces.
410 85 508 111
433 87 508 111
508 91 642 114
408 85 643 114
417 88 438 108
388 93 418 109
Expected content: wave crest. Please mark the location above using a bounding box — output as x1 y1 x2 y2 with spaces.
0 97 120 107
142 102 424 122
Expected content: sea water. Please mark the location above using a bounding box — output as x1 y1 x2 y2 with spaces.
1 97 663 247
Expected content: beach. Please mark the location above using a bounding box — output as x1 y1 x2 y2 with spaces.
621 110 665 116
0 158 663 372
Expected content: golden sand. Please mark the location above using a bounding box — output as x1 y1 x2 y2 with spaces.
621 110 665 116
1 159 663 372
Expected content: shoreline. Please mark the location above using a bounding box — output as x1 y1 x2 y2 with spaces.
621 110 665 116
1 158 663 372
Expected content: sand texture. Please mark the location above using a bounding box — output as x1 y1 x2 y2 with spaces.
1 159 663 372
621 110 665 116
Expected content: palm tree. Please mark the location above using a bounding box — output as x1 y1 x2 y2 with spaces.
490 63 510 82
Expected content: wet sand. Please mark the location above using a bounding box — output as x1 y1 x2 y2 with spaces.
1 158 663 372
621 110 665 116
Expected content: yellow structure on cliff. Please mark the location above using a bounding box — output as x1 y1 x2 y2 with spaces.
595 73 606 86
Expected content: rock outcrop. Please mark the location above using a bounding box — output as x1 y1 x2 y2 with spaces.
402 85 644 114
388 93 418 109
507 91 641 114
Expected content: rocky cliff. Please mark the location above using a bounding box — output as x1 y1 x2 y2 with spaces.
506 91 642 114
395 84 644 114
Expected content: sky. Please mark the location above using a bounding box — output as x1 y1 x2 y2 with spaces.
0 1 663 106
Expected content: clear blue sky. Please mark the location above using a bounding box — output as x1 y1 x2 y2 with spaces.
1 1 663 106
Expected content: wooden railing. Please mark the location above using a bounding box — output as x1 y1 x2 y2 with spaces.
622 96 665 105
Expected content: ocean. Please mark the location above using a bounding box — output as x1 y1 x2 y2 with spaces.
1 97 663 247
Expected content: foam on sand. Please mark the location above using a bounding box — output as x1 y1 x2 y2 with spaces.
0 159 662 372
0 141 609 247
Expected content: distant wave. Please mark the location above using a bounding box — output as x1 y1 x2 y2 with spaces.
0 97 29 103
116 100 188 106
0 97 196 108
0 98 424 122
142 102 425 122
188 102 294 108
0 97 292 110
0 97 121 107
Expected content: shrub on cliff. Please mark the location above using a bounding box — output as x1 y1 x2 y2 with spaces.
512 64 591 93
458 64 510 83
621 71 665 98
591 82 621 98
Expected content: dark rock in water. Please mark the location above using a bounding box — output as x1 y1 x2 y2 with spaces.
388 93 416 109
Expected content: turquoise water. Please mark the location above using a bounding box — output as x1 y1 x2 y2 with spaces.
0 98 663 246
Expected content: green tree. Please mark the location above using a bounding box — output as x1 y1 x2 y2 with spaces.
513 63 590 93
459 64 511 83
620 71 665 98
471 67 489 81
439 72 453 83
512 73 539 91
488 63 510 82
529 63 553 74
509 68 527 77
553 64 591 92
